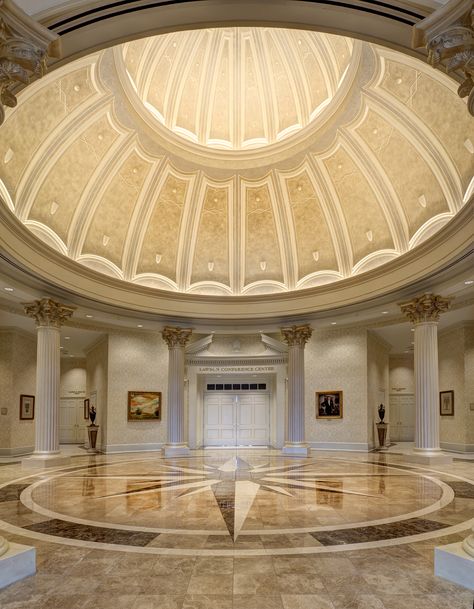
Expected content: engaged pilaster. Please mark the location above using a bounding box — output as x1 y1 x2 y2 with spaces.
162 326 192 457
281 324 312 457
22 298 75 469
400 293 452 464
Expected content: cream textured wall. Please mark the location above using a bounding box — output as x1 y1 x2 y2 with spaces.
439 323 474 452
60 358 86 397
305 328 370 450
389 355 414 394
0 330 36 455
367 332 390 446
105 332 168 452
86 337 108 449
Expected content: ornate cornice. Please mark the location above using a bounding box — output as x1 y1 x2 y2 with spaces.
0 0 61 125
23 297 75 328
399 293 452 323
162 326 192 348
413 0 474 116
281 324 313 346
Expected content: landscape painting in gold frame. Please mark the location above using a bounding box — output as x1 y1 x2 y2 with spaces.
127 391 161 420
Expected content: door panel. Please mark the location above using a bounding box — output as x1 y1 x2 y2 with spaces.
237 394 269 446
389 394 415 441
203 395 235 446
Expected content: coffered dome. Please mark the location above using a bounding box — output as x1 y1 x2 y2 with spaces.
122 28 354 150
0 28 472 298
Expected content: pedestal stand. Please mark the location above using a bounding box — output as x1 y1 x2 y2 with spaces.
87 425 99 453
376 423 388 449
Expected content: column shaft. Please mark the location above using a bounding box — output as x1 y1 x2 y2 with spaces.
287 344 305 444
167 346 185 445
35 325 61 454
414 321 440 452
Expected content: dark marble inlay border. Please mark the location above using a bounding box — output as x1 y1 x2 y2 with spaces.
0 484 30 502
25 518 159 546
446 481 474 499
311 517 447 545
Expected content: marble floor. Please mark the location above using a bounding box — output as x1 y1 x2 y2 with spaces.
0 448 473 608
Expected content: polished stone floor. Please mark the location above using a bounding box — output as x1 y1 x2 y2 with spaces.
0 448 473 608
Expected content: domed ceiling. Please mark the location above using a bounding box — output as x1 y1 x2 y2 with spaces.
0 27 472 297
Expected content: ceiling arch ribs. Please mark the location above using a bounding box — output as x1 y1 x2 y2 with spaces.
363 90 462 216
122 154 167 281
177 170 204 291
338 122 409 254
231 173 240 293
367 51 463 211
252 29 277 145
69 130 137 260
306 154 353 277
16 97 113 222
269 29 306 130
239 174 287 293
279 30 313 124
271 169 297 291
135 37 167 100
168 29 207 135
310 35 338 97
196 31 222 145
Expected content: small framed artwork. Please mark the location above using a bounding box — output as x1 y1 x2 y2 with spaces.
128 391 161 421
19 394 35 420
440 390 454 416
84 398 90 420
316 391 343 419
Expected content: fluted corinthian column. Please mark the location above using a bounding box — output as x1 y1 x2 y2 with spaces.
162 326 192 457
281 324 312 457
22 298 75 469
400 293 451 463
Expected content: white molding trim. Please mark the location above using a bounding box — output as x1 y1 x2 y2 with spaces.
102 443 163 453
309 441 374 452
0 446 34 457
440 442 474 454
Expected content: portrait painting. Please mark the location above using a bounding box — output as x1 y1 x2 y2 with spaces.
316 391 343 419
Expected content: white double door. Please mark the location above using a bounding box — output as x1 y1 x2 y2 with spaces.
204 393 270 446
59 397 87 444
389 394 415 441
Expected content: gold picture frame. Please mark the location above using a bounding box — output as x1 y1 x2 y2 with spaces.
439 390 454 416
316 391 343 419
20 394 35 420
127 391 161 421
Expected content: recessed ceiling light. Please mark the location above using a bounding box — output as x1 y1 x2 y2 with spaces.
85 314 93 318
3 287 14 292
137 324 143 328
411 328 415 332
60 346 64 350
465 280 474 285
65 336 70 340
381 311 388 315
331 322 337 325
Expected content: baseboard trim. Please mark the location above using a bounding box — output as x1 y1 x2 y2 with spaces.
102 443 163 454
309 442 373 452
0 446 34 457
440 442 474 454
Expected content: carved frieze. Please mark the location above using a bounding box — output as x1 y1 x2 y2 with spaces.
413 0 474 116
399 293 452 323
162 326 192 348
24 297 75 328
0 0 61 125
280 324 313 347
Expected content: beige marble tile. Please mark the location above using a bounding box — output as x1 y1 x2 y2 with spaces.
233 595 284 609
132 595 184 609
281 594 336 609
187 574 233 595
233 573 281 595
182 595 233 608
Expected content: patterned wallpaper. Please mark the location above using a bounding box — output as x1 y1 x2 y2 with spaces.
86 337 108 446
305 328 369 447
367 332 390 445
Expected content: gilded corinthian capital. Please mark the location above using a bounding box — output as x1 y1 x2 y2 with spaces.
399 293 452 324
24 297 75 327
0 0 61 124
412 0 474 116
281 324 313 346
162 326 192 348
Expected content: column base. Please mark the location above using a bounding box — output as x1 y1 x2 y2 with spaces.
405 449 452 465
22 454 71 469
164 444 191 458
435 543 474 591
282 443 311 457
0 541 36 589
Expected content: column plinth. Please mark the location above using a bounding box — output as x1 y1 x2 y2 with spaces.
22 298 75 469
400 293 452 465
281 325 312 457
162 327 192 458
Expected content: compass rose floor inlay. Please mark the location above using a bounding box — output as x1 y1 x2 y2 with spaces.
0 449 473 608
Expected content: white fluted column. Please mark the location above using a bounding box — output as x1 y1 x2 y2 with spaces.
22 298 75 469
162 326 192 457
400 293 452 464
281 325 312 457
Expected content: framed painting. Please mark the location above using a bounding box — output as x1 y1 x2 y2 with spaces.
439 390 454 416
20 394 35 420
84 398 90 420
128 391 161 421
316 391 343 419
